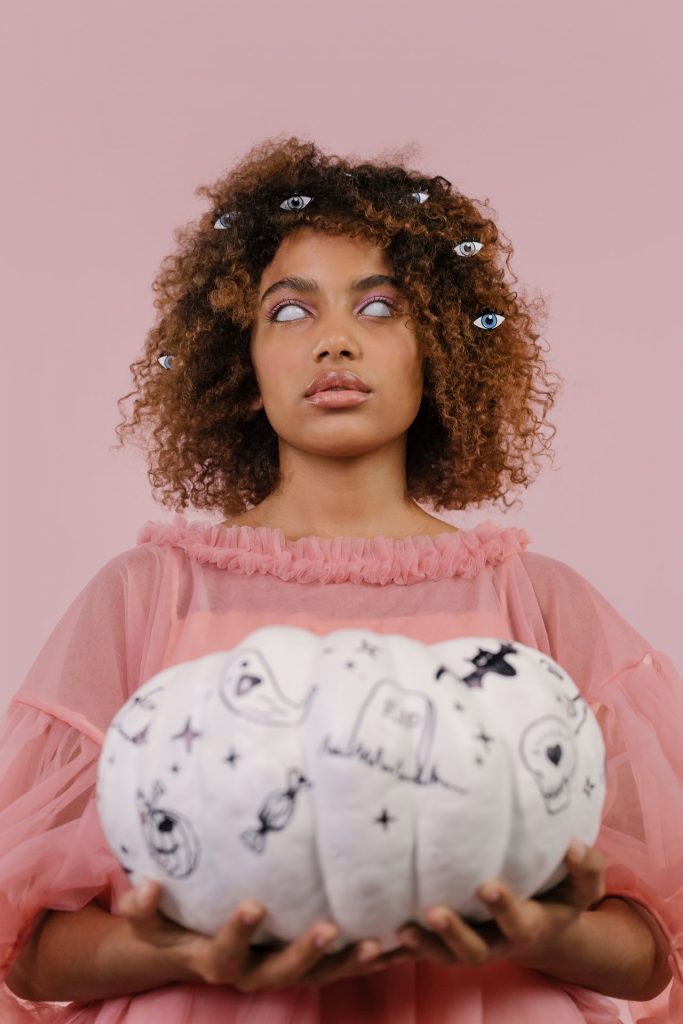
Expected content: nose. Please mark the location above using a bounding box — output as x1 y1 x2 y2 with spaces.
312 321 361 360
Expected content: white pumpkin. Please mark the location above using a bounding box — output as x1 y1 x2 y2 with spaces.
96 629 606 954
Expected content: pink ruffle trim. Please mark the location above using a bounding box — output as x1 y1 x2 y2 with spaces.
136 515 532 585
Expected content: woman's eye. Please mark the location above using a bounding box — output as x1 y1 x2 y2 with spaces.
269 298 394 323
454 239 483 257
270 303 308 322
361 299 393 316
213 211 237 229
279 194 312 211
473 311 505 331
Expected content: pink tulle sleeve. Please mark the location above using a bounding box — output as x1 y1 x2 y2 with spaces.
0 556 142 1019
520 551 683 1022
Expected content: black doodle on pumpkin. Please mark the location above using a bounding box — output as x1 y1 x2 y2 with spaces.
219 648 318 726
119 844 134 876
172 716 202 754
240 768 313 854
519 715 577 815
459 642 519 688
320 679 468 794
539 657 564 682
113 685 166 744
539 659 589 735
375 808 396 830
136 780 201 878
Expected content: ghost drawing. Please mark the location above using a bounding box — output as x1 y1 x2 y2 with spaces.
218 647 317 727
339 679 437 783
113 686 166 745
519 716 576 814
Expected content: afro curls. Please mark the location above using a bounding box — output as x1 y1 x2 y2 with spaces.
113 134 562 517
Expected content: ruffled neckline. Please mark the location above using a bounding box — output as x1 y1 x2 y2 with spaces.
136 514 532 586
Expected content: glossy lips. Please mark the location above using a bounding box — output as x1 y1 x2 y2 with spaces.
304 370 371 396
305 390 372 407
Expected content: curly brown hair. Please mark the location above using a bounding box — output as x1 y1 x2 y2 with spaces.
112 134 562 517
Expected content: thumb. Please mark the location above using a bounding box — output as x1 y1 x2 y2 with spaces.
121 879 161 918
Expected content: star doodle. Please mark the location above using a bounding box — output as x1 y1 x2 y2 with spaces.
172 717 203 754
375 808 396 831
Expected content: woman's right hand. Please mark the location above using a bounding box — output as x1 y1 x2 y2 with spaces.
119 879 412 991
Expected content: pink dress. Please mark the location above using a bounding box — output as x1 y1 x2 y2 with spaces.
1 516 681 1024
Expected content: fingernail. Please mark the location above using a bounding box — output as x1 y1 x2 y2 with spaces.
315 925 338 949
569 840 587 861
429 911 450 931
240 904 263 925
357 941 380 963
139 880 155 903
479 883 501 903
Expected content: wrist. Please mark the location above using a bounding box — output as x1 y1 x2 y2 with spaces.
121 922 204 986
507 911 586 974
507 898 666 1001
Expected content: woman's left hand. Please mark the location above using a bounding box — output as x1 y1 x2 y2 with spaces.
395 839 606 967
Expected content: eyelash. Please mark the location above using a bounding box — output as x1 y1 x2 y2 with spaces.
265 294 397 322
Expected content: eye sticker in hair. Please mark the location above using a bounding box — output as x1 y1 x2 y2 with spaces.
473 311 505 331
279 194 312 211
158 354 174 369
410 190 429 204
454 240 483 257
214 212 237 229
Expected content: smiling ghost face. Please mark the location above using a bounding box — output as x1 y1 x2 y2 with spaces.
218 647 315 726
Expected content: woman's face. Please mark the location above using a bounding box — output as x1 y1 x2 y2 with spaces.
249 227 425 460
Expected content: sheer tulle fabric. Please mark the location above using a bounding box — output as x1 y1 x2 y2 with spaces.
1 515 681 1023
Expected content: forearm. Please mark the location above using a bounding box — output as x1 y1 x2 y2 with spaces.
5 900 200 1003
511 897 672 1001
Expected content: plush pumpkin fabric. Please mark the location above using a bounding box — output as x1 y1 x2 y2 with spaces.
1 515 681 1023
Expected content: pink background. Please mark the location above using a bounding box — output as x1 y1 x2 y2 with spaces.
2 0 681 713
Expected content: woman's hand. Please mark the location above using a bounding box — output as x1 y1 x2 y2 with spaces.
395 839 606 967
119 880 412 991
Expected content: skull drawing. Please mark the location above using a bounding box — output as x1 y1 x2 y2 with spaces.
519 716 576 815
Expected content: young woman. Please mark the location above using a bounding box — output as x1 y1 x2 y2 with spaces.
1 136 680 1023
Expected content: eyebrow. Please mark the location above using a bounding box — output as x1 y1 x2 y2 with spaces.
259 274 400 307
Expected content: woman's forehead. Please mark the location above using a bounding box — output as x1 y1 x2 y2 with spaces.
262 228 391 280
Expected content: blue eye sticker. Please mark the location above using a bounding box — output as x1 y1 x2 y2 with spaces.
213 211 237 229
279 194 312 211
158 354 174 369
454 240 483 257
473 311 505 331
410 190 429 204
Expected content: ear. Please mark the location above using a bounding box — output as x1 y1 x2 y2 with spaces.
250 395 263 413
